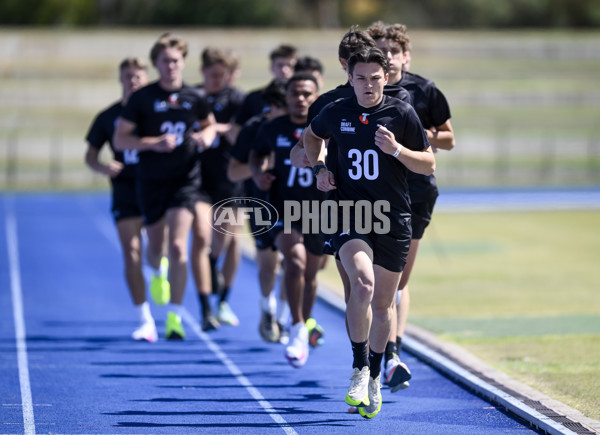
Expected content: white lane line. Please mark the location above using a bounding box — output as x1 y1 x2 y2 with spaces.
180 309 298 435
82 197 297 434
5 197 36 434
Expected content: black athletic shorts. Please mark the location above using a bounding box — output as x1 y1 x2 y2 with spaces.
110 178 141 222
331 218 412 273
138 174 210 226
410 187 438 240
251 218 277 251
271 222 325 256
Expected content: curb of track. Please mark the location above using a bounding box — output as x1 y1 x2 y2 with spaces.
316 284 600 435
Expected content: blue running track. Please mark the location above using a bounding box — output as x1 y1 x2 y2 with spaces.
0 192 551 434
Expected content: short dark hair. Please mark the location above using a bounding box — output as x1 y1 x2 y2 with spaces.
262 79 287 109
294 56 324 75
338 25 376 61
285 72 319 91
270 44 297 62
347 47 389 76
119 57 147 73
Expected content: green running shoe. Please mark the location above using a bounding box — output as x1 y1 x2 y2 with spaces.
150 257 170 306
358 375 382 419
345 366 370 407
165 311 185 340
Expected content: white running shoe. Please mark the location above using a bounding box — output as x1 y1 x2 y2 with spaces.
359 375 382 419
131 320 158 343
345 366 370 407
217 301 239 326
384 354 412 392
259 310 280 343
284 322 309 368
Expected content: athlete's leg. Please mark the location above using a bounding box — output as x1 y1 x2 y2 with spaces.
145 217 167 270
395 238 420 340
116 216 145 305
301 252 322 321
220 220 241 297
275 230 307 326
370 265 401 354
338 239 374 343
191 202 213 298
257 248 280 298
165 206 195 305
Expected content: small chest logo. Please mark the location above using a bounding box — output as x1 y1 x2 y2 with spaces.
359 113 369 125
276 134 292 147
340 119 355 134
293 128 303 140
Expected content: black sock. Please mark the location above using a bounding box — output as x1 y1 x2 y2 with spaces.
396 336 403 355
369 350 384 379
209 255 219 294
198 293 211 318
351 340 369 369
385 341 397 362
219 286 230 303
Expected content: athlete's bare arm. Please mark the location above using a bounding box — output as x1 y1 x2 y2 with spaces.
113 117 176 153
426 119 455 151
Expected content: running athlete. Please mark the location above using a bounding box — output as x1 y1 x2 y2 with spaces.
294 55 325 91
304 48 435 418
85 57 160 342
250 72 324 368
114 33 218 340
195 47 246 330
228 80 289 343
368 21 455 390
289 27 411 349
230 44 298 140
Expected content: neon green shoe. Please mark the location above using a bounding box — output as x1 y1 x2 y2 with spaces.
150 257 170 306
165 311 185 340
345 366 370 407
358 375 382 419
306 317 324 348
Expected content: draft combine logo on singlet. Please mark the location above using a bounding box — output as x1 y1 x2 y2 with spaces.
293 128 303 140
340 119 355 134
359 113 369 125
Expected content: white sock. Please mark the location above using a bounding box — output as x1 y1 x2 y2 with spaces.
136 301 154 324
168 303 183 318
276 301 290 327
396 289 403 305
260 294 277 314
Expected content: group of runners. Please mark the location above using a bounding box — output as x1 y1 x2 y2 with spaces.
84 22 455 419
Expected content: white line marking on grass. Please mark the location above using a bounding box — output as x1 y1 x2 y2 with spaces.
5 197 36 434
181 309 298 435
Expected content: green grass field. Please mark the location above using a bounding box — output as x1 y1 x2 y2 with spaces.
320 209 600 420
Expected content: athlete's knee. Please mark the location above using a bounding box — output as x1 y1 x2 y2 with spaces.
170 239 189 263
351 278 374 304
